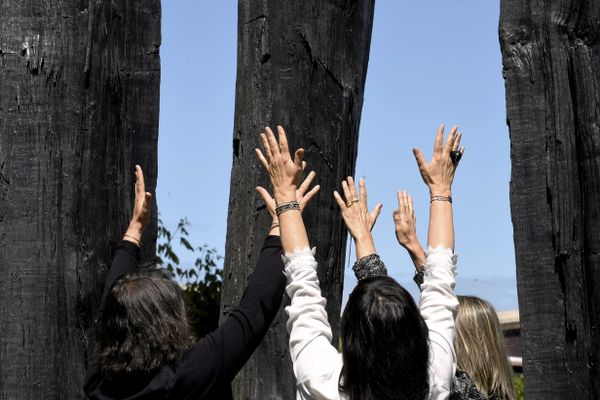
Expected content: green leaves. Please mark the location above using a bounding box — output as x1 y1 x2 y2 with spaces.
156 216 223 337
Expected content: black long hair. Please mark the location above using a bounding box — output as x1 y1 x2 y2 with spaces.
95 269 195 377
340 276 430 400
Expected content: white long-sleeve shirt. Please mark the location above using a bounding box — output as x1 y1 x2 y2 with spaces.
284 247 459 400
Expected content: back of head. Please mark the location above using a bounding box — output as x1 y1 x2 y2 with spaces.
95 269 195 377
455 296 515 400
340 277 429 400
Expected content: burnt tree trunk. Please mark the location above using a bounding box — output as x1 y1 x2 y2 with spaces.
500 1 600 398
0 1 160 398
221 1 375 398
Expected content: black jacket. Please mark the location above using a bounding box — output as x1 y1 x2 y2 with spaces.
84 236 285 399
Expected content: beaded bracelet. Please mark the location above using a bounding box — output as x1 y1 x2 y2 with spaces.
430 195 452 204
352 254 388 281
275 201 300 216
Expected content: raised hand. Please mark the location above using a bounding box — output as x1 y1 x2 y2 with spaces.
124 165 152 245
255 126 304 203
393 191 426 271
333 177 382 249
393 191 417 248
412 124 464 196
256 167 320 223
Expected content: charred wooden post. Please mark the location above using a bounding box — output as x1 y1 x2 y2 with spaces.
500 1 600 398
221 1 375 398
0 2 160 397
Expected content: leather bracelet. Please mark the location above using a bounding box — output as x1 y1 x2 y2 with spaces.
430 195 452 204
275 201 300 216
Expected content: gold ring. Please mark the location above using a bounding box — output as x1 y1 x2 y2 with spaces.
346 199 359 207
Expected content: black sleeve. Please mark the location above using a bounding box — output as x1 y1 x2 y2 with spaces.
99 240 141 312
178 235 285 386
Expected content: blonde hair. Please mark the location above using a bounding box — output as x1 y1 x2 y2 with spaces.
455 296 515 400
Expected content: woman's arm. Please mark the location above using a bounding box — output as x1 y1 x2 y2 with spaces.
181 162 321 384
100 165 151 307
413 124 464 400
255 126 309 253
255 126 342 399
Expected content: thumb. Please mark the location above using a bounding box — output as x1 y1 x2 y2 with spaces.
294 148 305 168
412 148 427 170
255 186 273 204
370 203 384 222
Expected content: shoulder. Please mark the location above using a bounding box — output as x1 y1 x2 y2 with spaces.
450 369 488 400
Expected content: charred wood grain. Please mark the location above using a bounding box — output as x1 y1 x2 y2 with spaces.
499 0 600 398
0 1 160 398
221 0 375 398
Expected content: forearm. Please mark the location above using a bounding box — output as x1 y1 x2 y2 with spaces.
404 240 427 271
284 249 342 395
427 189 454 250
122 220 144 245
219 235 286 379
354 234 377 259
276 190 310 252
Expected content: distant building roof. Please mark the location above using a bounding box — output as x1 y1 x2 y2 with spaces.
497 310 520 331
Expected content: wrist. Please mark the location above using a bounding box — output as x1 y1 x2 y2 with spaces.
355 235 377 259
429 187 452 197
127 220 144 235
352 229 373 242
401 238 421 252
274 189 296 204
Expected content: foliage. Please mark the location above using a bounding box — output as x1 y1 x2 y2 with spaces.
513 373 525 400
156 217 223 338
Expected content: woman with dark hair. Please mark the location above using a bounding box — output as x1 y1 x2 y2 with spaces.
84 164 319 399
254 124 463 400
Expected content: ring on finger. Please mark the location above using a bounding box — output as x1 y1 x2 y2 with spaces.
451 150 462 163
346 198 359 207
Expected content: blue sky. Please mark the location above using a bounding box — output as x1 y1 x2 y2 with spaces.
157 1 518 311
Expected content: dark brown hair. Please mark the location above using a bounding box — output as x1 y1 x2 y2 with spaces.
95 269 195 376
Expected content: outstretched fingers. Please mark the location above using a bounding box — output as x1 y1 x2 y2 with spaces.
359 178 368 209
347 177 359 204
303 185 320 205
369 203 383 225
443 125 458 155
255 186 274 205
259 133 272 160
255 148 269 171
453 132 463 151
265 127 280 158
407 193 414 219
413 147 428 172
341 179 352 203
333 190 346 210
434 123 445 155
293 148 305 168
298 171 316 196
277 125 291 159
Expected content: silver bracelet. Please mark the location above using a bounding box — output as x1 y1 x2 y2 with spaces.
353 254 388 281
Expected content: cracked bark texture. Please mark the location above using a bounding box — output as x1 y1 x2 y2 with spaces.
221 1 375 398
500 0 600 398
0 1 160 398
